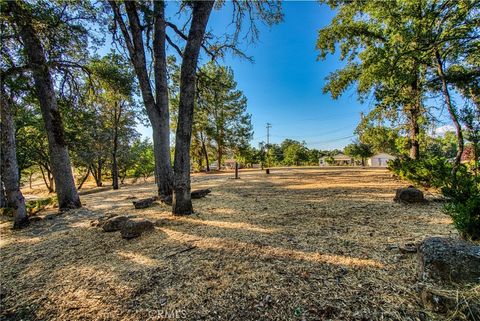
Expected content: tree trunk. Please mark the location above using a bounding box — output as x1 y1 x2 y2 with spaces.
96 158 103 187
77 168 90 190
152 0 173 197
111 103 120 190
200 132 210 172
435 50 464 175
408 107 420 160
173 1 214 215
407 70 421 160
109 1 173 198
217 145 223 171
0 83 28 229
0 181 5 209
10 1 81 210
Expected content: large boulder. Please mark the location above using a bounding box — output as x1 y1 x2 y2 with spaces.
394 186 425 203
418 236 480 284
120 218 155 239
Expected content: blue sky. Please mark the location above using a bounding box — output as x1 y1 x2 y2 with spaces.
137 1 374 150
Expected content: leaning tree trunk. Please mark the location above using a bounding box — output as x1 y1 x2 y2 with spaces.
435 50 464 175
11 2 80 210
173 1 214 215
0 84 29 229
109 0 173 198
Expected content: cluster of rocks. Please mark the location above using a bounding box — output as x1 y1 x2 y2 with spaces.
92 214 155 239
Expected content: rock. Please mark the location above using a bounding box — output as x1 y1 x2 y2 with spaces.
120 218 155 239
132 197 156 209
399 242 418 254
191 189 211 199
418 237 480 284
161 195 172 206
394 187 425 203
102 215 131 232
29 216 43 222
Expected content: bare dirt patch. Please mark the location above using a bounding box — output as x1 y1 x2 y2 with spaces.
1 167 475 320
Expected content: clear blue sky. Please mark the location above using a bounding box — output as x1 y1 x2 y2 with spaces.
136 1 374 150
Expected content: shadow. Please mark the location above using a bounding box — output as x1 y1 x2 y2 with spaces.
1 167 455 321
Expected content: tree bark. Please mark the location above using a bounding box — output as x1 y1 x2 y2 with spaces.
0 83 29 229
109 1 173 197
96 158 103 187
435 50 464 175
173 1 214 215
407 70 421 160
10 1 81 210
152 0 173 197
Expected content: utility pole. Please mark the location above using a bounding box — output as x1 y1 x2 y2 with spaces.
266 123 271 171
266 123 271 147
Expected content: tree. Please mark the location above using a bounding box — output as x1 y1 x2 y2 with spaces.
344 141 373 166
281 140 308 166
1 82 28 228
317 0 426 160
5 0 82 209
86 53 137 190
128 138 156 182
196 62 252 169
172 1 215 214
108 0 173 198
356 123 401 155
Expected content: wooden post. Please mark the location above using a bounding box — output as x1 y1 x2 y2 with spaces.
235 162 239 179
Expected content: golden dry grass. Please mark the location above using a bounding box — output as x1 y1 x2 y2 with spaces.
0 167 474 320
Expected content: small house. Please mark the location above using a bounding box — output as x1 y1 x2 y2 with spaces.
367 153 396 167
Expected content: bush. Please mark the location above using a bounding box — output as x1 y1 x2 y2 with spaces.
26 197 57 215
387 157 451 189
388 157 480 241
442 167 480 241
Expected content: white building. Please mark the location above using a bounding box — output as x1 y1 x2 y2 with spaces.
367 153 396 167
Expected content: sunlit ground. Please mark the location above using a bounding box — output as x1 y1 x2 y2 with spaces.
1 167 456 320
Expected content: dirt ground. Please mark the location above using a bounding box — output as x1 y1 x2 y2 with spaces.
0 167 471 320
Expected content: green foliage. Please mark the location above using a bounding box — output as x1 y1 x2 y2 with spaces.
388 157 480 240
281 140 308 166
387 157 451 189
127 139 155 181
26 197 57 216
344 141 373 165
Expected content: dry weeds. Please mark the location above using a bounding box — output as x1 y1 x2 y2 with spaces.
0 167 477 320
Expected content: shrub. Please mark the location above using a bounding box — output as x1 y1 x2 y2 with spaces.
26 197 57 215
387 157 451 189
388 157 480 241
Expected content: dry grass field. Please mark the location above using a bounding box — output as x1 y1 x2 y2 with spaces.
0 167 470 320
